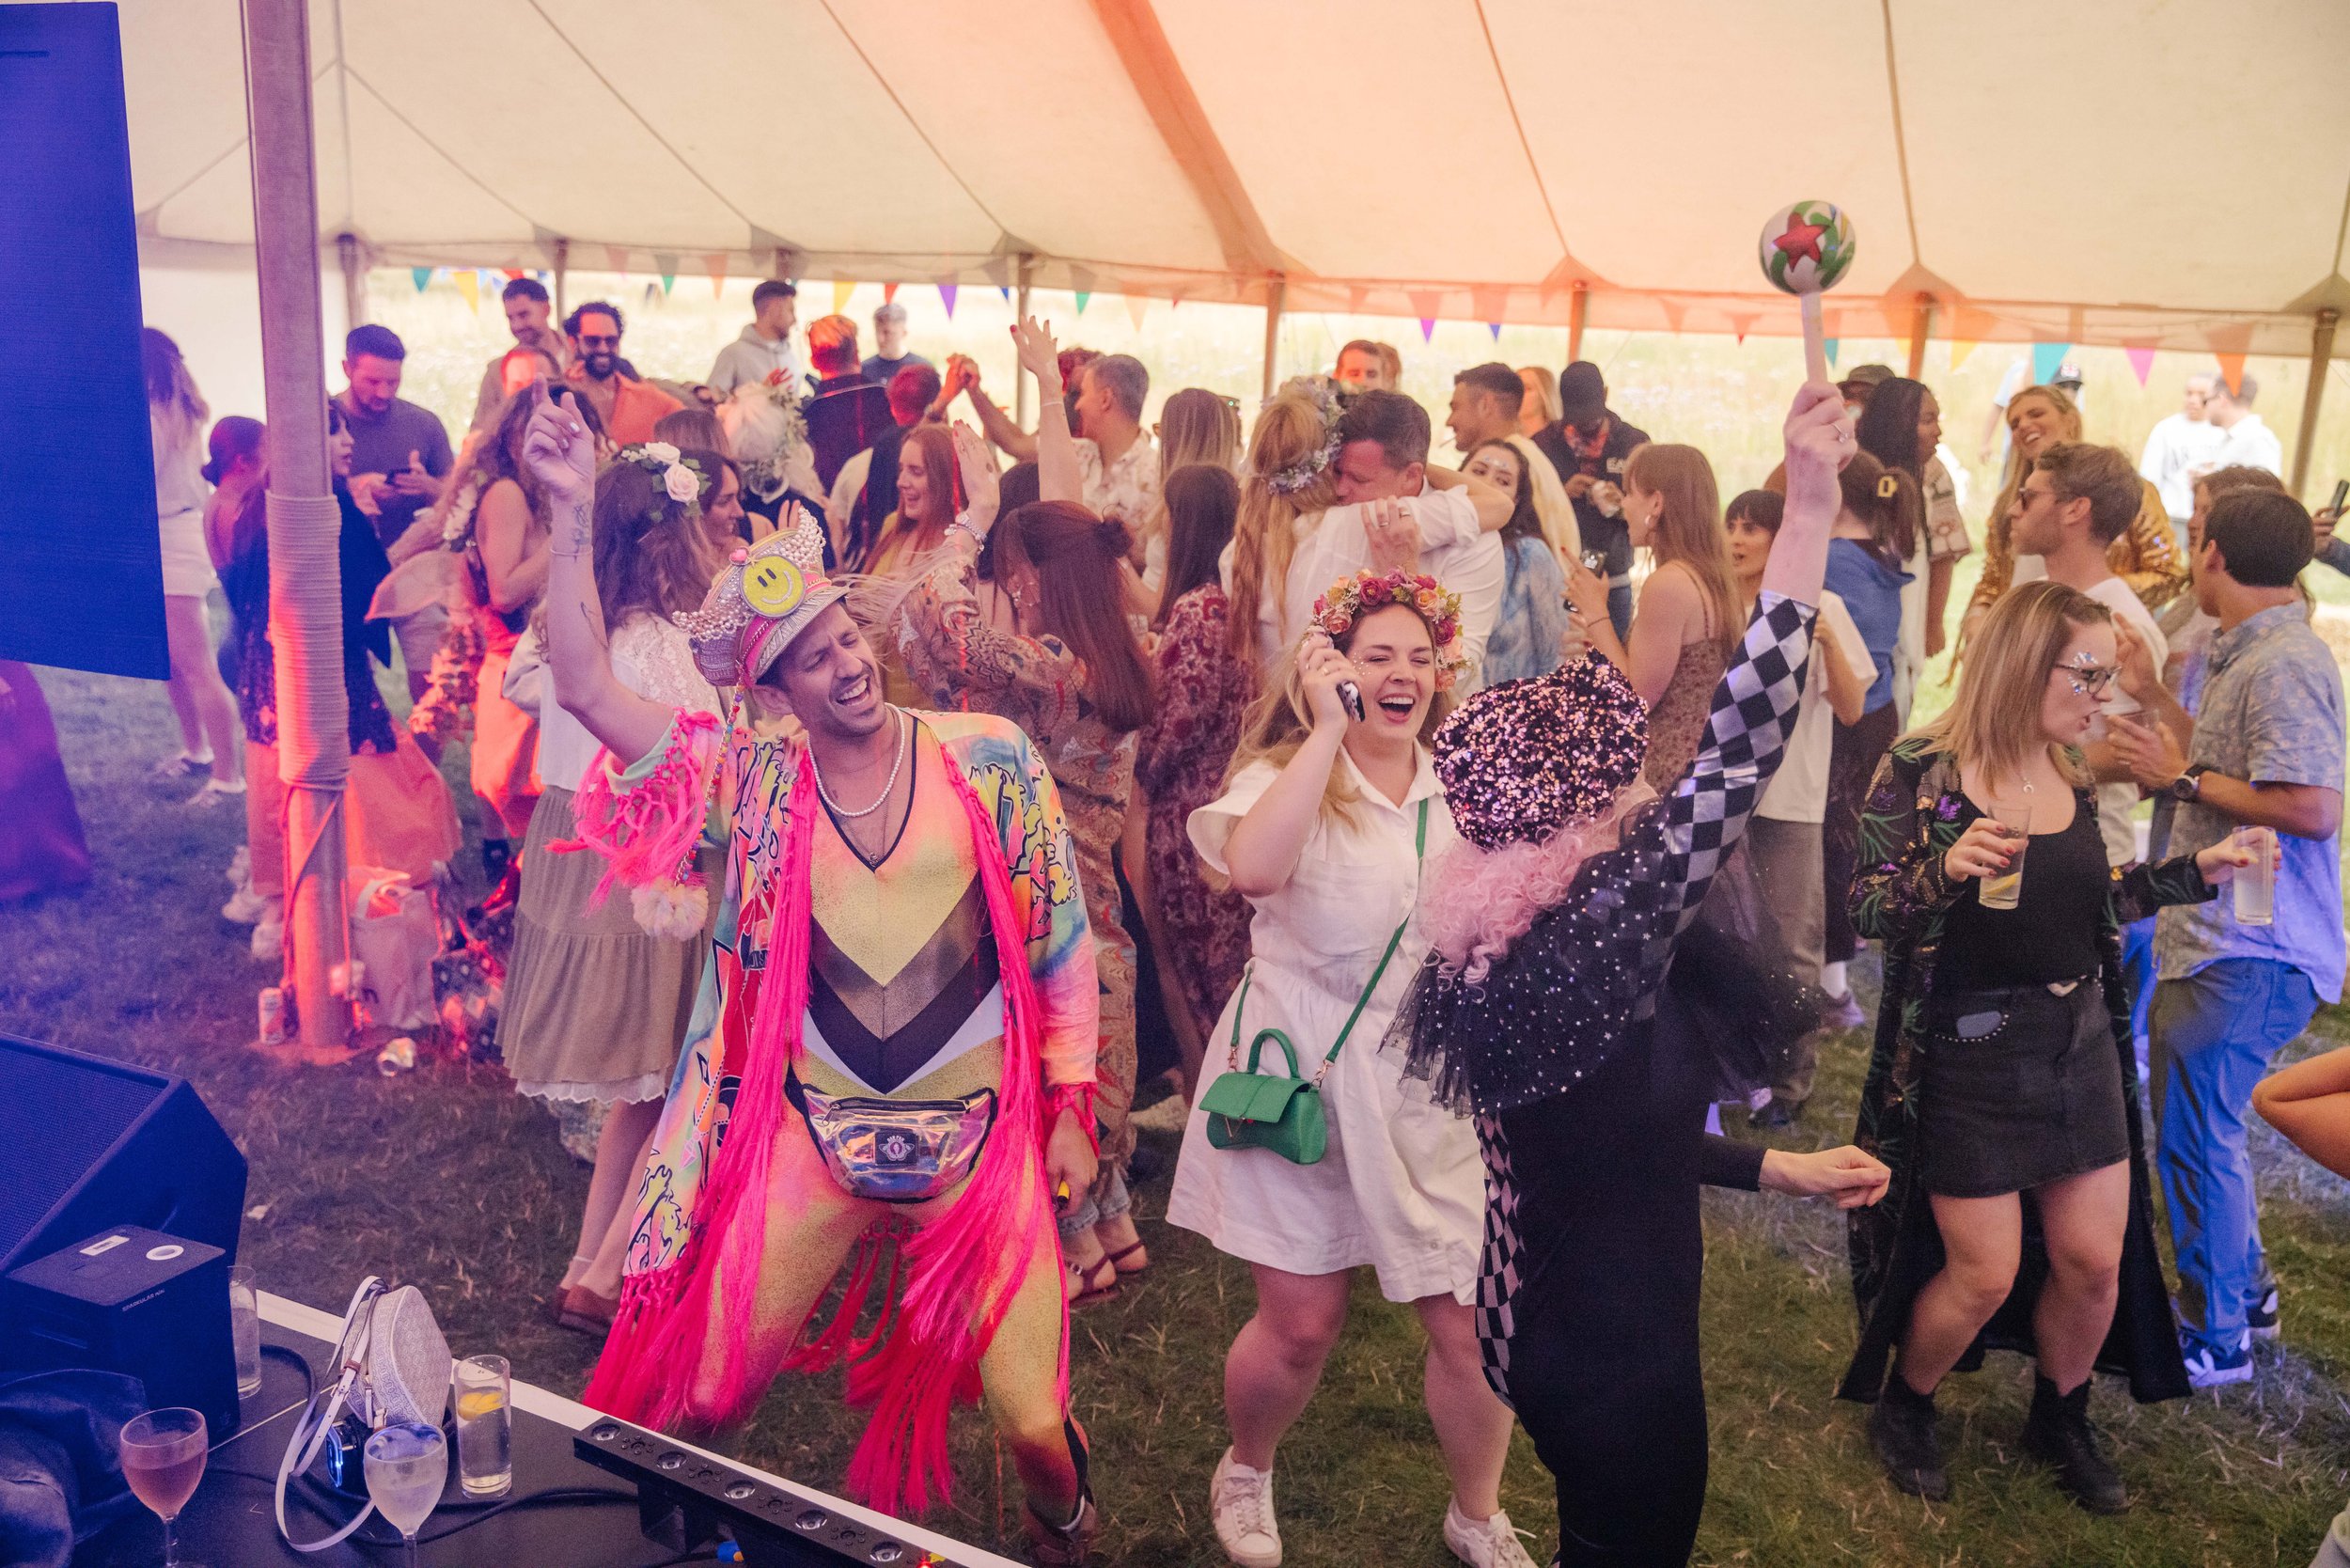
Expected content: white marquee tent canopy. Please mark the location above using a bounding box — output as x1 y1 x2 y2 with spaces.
81 0 2350 356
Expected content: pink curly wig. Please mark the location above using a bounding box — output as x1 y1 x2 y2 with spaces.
1417 781 1654 984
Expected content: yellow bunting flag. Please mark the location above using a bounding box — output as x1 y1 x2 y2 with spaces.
1948 338 1978 371
452 269 478 313
831 279 855 315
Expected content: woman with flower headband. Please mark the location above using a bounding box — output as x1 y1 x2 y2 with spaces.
497 441 728 1335
1166 568 1538 1568
522 383 1105 1563
1388 381 1893 1566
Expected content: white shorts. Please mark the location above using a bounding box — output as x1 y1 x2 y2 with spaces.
159 508 216 598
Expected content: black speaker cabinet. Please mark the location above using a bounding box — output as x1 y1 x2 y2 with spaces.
5 1226 238 1432
0 1036 246 1281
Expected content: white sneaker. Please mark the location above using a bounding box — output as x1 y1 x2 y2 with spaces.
1444 1500 1539 1568
251 918 284 963
1130 1095 1190 1134
1211 1448 1281 1568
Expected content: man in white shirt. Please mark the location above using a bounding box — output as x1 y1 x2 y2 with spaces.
1291 390 1510 685
468 276 568 431
2011 440 2170 870
706 279 801 396
2139 374 2225 525
2204 373 2283 477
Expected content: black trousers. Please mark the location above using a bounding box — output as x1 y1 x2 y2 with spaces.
1480 1028 1710 1568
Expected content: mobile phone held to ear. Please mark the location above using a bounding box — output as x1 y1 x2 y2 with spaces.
1337 680 1366 723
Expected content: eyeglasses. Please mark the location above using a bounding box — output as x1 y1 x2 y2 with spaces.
576 334 619 349
2051 659 2118 697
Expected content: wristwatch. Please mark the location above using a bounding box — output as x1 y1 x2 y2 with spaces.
2164 763 2210 804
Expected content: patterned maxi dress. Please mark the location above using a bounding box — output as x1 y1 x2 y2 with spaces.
1133 583 1254 1043
898 548 1143 1174
1835 737 2204 1405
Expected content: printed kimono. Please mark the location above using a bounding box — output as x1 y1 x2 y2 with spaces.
1837 736 2205 1405
570 705 1098 1509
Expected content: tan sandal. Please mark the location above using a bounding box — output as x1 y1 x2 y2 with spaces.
556 1283 619 1334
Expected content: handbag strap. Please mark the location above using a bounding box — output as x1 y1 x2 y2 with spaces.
1227 797 1430 1081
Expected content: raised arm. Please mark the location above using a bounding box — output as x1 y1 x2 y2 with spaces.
1218 635 1354 898
526 384 677 766
1010 317 1081 505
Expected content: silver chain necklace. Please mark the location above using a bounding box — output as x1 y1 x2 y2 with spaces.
809 706 908 820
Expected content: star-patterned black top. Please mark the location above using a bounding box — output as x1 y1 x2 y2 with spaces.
1387 592 1817 1117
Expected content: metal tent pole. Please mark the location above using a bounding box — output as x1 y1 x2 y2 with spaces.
241 0 351 1054
1015 252 1035 427
337 232 364 335
2291 308 2338 498
1261 274 1285 401
554 237 571 321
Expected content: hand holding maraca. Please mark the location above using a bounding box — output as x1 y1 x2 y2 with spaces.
1759 200 1856 387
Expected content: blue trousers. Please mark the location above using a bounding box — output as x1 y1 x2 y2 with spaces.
2150 959 2318 1345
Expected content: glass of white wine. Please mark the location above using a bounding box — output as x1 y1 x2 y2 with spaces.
363 1421 446 1567
119 1407 207 1567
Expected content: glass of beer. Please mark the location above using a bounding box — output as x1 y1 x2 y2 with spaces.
453 1354 513 1498
1977 818 2029 911
2232 825 2277 926
227 1265 261 1399
120 1407 207 1566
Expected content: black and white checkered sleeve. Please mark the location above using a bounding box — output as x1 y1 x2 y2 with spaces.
1660 591 1816 932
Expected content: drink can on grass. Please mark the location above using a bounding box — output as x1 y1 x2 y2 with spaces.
258 987 286 1044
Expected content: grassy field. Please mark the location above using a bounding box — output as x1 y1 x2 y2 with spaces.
8 653 2350 1568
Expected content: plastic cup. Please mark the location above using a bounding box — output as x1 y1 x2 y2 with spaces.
452 1354 512 1498
1977 822 2029 911
228 1264 261 1398
2232 825 2276 926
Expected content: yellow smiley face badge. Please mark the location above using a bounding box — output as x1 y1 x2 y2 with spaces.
740 555 807 619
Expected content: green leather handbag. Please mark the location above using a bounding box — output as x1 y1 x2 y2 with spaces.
1199 799 1427 1166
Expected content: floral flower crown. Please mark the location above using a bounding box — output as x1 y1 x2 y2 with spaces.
619 442 709 520
1310 569 1469 688
1262 375 1347 496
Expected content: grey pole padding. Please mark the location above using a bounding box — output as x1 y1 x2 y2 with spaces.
241 0 351 1051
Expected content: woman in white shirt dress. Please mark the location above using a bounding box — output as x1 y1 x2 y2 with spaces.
1167 568 1534 1568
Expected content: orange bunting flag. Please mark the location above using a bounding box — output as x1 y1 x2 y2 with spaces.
2214 353 2248 398
703 254 728 298
1123 294 1150 330
883 282 900 305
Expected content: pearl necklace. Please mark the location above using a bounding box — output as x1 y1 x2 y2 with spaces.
809 706 908 820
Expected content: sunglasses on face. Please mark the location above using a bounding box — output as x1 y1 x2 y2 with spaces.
2052 659 2118 697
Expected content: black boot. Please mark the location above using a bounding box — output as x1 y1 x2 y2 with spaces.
2023 1373 2128 1514
1869 1377 1950 1500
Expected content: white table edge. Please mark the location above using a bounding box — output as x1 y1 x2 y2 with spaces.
257 1290 1026 1567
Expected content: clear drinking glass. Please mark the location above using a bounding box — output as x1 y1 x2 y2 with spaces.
119 1407 207 1567
227 1265 261 1399
363 1421 446 1567
453 1354 513 1498
2232 825 2276 926
1977 818 2029 911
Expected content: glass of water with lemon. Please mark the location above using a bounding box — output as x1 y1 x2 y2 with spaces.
452 1354 512 1498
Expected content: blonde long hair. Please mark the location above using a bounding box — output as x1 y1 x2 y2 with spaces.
1158 388 1240 474
1912 579 2105 788
1225 603 1453 823
1987 385 2084 564
1227 391 1338 657
1624 442 1739 657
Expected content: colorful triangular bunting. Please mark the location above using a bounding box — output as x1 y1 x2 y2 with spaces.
2125 346 2156 385
452 270 479 312
410 267 433 293
883 282 900 305
939 282 958 319
831 279 855 315
1948 338 1979 370
1074 292 1091 315
1123 294 1150 330
1824 337 1841 368
2030 340 2072 386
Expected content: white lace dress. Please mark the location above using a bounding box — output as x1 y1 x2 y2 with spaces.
497 616 723 1104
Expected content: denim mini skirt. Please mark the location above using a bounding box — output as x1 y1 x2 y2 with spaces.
1918 979 2129 1199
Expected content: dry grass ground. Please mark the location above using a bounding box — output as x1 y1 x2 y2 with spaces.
8 658 2350 1566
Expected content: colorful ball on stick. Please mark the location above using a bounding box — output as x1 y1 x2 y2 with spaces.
1759 201 1856 295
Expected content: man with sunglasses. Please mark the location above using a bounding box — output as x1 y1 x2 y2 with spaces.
562 300 681 446
2010 443 2171 872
